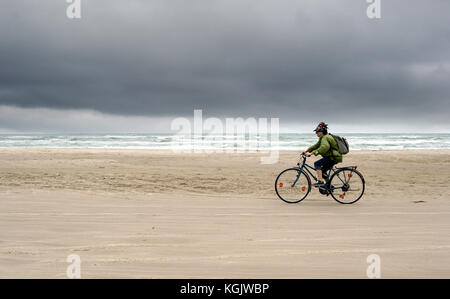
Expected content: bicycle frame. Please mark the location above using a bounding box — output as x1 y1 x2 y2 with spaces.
292 154 339 190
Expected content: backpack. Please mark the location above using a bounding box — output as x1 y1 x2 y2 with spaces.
330 134 349 155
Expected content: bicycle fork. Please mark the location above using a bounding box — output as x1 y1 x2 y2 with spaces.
291 165 304 187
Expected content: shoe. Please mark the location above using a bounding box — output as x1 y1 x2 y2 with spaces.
313 181 325 188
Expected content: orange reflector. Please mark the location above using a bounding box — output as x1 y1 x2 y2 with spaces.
348 174 353 177
279 183 283 187
340 195 344 199
301 186 306 191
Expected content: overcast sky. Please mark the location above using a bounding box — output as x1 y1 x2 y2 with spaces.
1 0 449 133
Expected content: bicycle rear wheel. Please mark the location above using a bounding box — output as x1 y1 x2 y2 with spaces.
275 168 311 204
329 168 365 204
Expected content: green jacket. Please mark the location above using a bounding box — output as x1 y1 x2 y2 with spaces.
307 134 343 163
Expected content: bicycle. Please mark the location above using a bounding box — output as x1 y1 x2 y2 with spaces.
275 153 365 204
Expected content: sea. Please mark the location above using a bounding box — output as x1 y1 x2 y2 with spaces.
0 133 448 151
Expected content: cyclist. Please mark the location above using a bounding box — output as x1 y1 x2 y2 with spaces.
303 122 342 187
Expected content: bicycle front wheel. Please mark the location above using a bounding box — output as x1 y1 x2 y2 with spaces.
275 168 311 204
329 168 365 204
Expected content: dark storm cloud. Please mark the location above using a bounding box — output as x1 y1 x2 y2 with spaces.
1 0 450 127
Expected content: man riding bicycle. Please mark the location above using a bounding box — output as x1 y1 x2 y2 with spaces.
303 122 342 187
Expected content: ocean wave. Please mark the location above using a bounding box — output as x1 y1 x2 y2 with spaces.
0 133 449 150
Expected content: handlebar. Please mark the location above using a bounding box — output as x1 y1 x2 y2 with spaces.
297 153 307 166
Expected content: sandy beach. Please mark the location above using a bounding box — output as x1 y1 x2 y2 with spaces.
0 148 449 278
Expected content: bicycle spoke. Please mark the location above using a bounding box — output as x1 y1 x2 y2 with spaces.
275 168 310 203
329 168 365 204
346 171 353 184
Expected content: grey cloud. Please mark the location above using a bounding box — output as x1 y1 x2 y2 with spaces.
0 0 449 130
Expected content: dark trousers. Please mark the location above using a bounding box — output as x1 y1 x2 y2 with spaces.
314 157 336 180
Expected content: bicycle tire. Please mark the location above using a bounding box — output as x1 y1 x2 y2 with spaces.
275 168 311 204
329 168 365 204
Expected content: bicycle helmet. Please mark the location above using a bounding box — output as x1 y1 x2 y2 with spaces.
313 122 328 132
